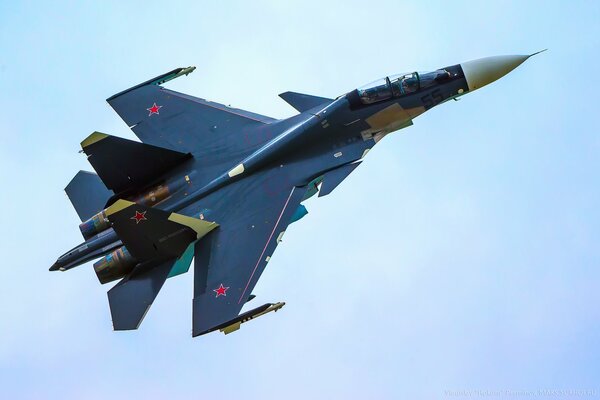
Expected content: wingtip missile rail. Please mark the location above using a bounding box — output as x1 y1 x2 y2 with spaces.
106 66 196 101
211 302 286 336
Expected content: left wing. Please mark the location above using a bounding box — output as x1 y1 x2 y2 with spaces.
191 170 307 336
106 68 278 173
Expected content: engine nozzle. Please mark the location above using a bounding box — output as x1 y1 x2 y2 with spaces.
93 246 137 284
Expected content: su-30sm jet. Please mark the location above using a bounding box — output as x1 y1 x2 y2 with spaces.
51 52 541 337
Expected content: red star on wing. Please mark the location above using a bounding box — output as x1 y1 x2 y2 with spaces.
213 283 229 298
131 210 147 224
146 103 162 116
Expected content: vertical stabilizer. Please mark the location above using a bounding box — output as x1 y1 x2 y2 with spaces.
65 171 113 221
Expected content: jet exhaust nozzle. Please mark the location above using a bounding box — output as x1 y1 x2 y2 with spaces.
93 246 137 284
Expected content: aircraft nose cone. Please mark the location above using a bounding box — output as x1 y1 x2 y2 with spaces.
461 54 531 91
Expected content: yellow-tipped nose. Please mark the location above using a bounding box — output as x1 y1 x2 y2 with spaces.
461 54 535 91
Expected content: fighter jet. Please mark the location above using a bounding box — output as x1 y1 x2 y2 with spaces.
51 52 541 337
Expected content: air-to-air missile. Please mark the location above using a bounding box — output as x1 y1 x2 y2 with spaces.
51 52 541 336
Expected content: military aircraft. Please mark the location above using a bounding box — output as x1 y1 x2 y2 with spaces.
51 52 541 337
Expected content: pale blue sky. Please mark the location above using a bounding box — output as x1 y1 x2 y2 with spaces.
1 1 599 399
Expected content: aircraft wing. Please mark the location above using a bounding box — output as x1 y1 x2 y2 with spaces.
106 68 278 176
191 168 307 336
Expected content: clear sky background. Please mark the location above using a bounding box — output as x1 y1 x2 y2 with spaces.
1 1 599 399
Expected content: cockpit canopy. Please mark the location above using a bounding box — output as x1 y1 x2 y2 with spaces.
357 69 451 105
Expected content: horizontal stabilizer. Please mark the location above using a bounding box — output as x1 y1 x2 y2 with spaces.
65 171 113 221
81 132 191 194
279 91 333 113
319 162 362 197
105 199 218 262
108 259 174 330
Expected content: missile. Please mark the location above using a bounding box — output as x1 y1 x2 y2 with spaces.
211 302 286 335
151 66 196 86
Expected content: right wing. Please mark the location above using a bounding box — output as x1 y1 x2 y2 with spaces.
191 168 307 336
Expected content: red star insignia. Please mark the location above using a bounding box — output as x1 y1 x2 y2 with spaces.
131 210 147 224
213 283 229 298
146 103 162 116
